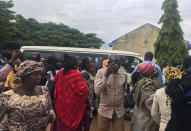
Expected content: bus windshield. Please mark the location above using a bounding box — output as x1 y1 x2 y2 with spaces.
23 50 142 73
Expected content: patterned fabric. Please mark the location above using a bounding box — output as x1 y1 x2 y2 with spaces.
94 68 127 119
81 70 94 108
131 106 158 131
136 63 155 76
133 77 160 108
0 64 12 81
13 60 43 83
131 77 160 131
52 68 89 130
164 67 182 83
0 86 55 131
80 70 94 131
132 61 163 87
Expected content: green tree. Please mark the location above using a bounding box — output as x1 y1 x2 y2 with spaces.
0 0 17 50
14 15 104 49
0 1 104 50
154 0 188 66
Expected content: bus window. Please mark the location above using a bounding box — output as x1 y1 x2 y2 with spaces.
23 50 108 70
119 56 142 73
72 53 108 70
23 50 142 73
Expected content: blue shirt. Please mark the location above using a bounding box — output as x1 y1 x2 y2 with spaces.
132 61 163 87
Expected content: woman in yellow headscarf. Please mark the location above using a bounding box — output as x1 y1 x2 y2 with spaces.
164 67 183 84
151 66 183 131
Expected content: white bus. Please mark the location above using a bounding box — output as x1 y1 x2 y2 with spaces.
20 46 143 73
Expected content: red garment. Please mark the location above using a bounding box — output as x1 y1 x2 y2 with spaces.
53 68 89 130
136 62 154 75
50 109 91 131
50 117 82 131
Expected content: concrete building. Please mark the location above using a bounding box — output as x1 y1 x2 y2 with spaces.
109 23 160 57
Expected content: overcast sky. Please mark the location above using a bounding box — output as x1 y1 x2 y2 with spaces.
12 0 191 49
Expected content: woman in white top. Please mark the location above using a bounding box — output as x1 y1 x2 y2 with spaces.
151 88 171 131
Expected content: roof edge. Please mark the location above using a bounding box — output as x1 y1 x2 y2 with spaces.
108 23 160 47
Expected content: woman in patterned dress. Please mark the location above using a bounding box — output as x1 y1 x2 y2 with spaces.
0 60 55 131
80 57 95 131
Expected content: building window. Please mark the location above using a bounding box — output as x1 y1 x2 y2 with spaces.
144 39 148 44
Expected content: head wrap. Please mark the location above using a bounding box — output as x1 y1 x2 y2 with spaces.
13 60 43 83
165 67 183 104
164 67 182 83
136 62 155 76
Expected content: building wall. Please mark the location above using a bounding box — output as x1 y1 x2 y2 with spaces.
112 24 160 57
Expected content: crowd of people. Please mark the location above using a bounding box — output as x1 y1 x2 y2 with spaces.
0 50 191 131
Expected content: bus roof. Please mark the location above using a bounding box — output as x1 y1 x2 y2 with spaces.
20 46 141 57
